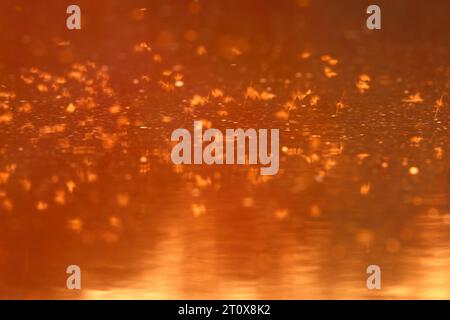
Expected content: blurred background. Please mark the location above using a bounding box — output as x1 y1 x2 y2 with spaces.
0 0 449 299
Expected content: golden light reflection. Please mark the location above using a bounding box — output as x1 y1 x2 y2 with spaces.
0 0 449 300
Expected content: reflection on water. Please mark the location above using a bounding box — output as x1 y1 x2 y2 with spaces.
0 0 450 299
